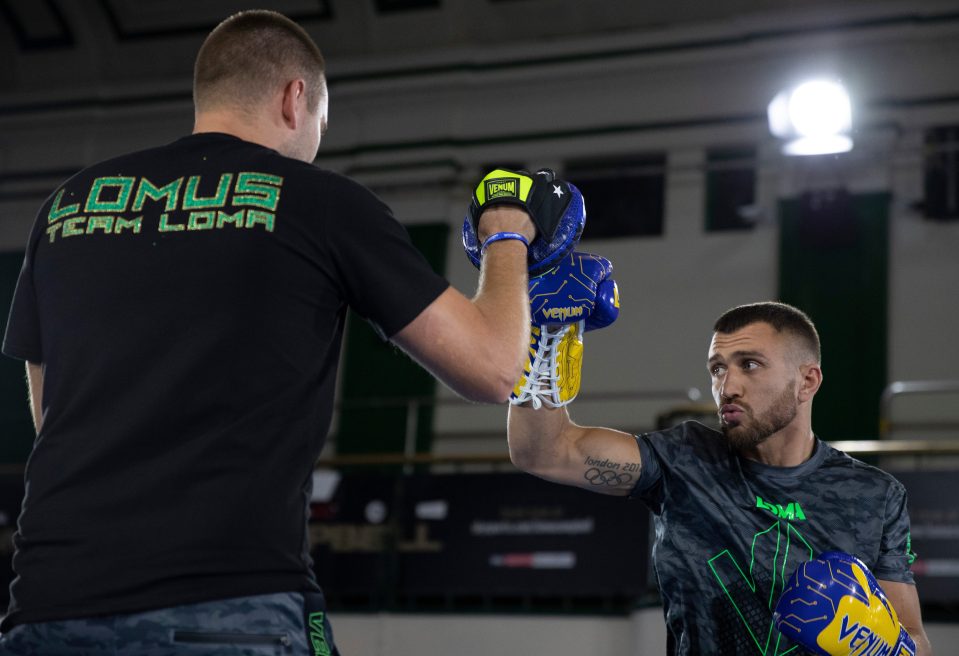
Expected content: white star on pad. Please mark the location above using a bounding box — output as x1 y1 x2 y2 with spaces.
552 185 564 198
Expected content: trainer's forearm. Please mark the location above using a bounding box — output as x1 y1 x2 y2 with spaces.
470 240 532 391
26 361 43 434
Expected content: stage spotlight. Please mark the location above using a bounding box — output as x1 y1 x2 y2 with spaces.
768 79 853 156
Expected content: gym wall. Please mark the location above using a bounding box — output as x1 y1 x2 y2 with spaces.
3 1 959 451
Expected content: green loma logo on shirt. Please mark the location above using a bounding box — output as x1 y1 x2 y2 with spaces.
755 496 806 521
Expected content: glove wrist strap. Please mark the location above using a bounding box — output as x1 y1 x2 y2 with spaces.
481 231 529 253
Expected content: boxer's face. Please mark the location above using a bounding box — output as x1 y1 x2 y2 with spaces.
707 322 800 450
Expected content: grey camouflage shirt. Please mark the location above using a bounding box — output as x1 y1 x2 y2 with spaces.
630 421 914 656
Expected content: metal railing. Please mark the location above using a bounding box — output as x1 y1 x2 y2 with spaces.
325 382 959 467
331 387 705 465
312 439 959 470
879 379 959 437
4 384 959 476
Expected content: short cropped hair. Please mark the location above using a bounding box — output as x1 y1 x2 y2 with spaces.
713 301 821 363
194 10 326 115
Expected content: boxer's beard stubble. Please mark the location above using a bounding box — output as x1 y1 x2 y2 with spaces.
721 381 798 451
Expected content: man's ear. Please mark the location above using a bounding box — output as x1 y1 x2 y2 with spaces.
797 363 823 402
280 79 306 129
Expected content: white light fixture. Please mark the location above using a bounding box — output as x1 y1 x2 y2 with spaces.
768 79 853 156
310 469 341 502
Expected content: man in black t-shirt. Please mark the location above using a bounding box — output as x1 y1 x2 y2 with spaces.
507 301 934 655
0 10 541 656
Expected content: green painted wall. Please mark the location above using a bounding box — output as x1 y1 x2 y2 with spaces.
336 223 450 458
778 192 890 440
0 252 35 464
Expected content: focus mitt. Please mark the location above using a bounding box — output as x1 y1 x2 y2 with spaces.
462 168 586 275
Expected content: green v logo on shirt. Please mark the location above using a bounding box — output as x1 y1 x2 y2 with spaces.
708 521 816 655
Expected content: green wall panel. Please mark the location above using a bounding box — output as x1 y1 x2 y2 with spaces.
0 252 35 464
336 223 450 458
778 191 889 440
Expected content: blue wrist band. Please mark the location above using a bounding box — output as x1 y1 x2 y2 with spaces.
481 232 530 252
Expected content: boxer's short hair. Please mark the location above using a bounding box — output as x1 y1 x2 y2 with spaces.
713 301 821 364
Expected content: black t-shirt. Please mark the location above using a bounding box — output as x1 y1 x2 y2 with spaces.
1 133 449 629
630 421 914 656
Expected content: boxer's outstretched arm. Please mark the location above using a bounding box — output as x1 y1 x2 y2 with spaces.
507 404 640 496
879 579 933 655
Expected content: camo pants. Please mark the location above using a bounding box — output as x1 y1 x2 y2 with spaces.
0 592 339 655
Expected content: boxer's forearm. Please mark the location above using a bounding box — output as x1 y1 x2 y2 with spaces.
881 580 933 656
508 404 640 495
507 403 573 472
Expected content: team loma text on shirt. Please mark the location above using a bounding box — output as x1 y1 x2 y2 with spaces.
44 172 283 242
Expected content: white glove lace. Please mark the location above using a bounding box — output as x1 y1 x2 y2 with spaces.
513 323 569 409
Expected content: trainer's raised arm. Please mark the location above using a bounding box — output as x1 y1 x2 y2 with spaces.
393 168 586 403
391 204 533 404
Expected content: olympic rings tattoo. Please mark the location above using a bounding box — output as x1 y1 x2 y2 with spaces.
584 467 633 487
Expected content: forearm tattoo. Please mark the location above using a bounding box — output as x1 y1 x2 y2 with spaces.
582 455 639 488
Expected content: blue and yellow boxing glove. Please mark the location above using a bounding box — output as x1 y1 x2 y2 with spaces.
774 551 916 656
511 251 620 409
462 168 586 275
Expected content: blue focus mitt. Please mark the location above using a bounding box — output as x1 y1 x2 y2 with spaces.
511 252 620 409
774 551 916 656
462 168 586 275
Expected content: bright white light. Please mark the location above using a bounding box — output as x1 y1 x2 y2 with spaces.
767 92 792 138
788 80 851 137
768 78 853 156
783 134 853 156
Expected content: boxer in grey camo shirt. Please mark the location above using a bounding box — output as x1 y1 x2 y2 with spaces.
507 301 933 655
